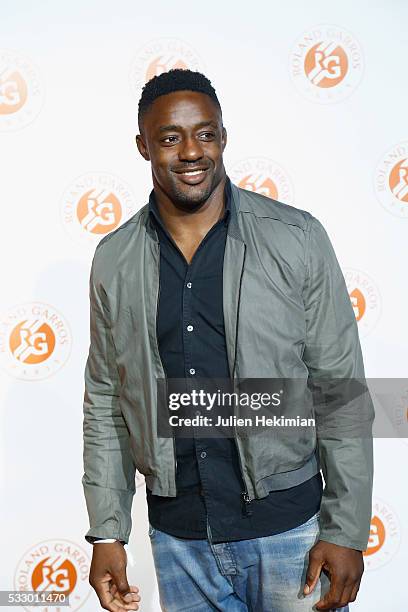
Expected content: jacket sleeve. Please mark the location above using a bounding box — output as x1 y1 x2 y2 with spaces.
82 249 136 544
302 215 375 551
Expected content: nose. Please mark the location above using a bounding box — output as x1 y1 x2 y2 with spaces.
178 135 204 162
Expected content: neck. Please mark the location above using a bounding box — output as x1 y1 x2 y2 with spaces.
152 174 227 241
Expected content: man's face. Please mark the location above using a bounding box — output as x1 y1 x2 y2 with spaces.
136 90 227 210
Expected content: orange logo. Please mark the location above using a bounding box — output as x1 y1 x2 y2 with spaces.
0 302 71 380
61 172 137 246
230 158 294 204
363 498 400 570
77 188 121 234
9 319 55 364
0 68 28 114
130 38 204 99
0 50 43 131
388 157 408 203
237 175 278 200
375 142 408 218
349 288 366 322
290 25 363 103
15 539 91 611
31 556 76 594
364 515 386 556
304 42 348 88
344 268 381 338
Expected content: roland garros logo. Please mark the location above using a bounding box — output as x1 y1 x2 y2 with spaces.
0 49 44 132
129 37 204 99
14 539 91 611
229 157 294 204
343 268 381 338
363 498 401 570
290 25 363 103
61 172 138 247
375 141 408 218
0 302 71 381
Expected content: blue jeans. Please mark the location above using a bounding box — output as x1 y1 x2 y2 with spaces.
148 510 350 611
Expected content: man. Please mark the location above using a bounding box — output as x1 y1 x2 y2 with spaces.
82 69 374 611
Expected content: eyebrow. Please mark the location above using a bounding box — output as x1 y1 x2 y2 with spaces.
158 120 218 133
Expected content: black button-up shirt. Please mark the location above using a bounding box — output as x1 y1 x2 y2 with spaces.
146 177 323 542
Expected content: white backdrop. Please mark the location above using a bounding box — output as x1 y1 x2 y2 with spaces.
1 1 407 610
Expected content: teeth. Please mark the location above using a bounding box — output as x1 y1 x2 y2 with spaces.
182 170 205 175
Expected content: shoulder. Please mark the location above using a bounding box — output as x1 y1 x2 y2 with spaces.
233 183 315 231
90 204 148 278
96 204 148 251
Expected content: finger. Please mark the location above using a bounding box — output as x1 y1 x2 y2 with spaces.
95 579 127 611
315 572 346 611
111 585 141 606
304 554 324 595
106 585 140 612
111 585 139 596
121 600 140 611
335 582 356 609
348 578 362 603
111 593 140 611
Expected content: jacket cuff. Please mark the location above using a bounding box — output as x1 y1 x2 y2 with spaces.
317 533 367 552
88 536 125 545
84 525 131 545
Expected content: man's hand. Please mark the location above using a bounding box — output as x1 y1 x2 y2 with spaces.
303 540 364 610
89 542 141 611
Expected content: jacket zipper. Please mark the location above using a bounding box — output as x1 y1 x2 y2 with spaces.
231 368 253 513
234 403 253 515
230 244 253 516
155 243 178 487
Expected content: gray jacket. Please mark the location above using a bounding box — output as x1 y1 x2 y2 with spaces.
82 180 374 550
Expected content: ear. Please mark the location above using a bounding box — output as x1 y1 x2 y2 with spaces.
136 134 150 161
221 126 227 152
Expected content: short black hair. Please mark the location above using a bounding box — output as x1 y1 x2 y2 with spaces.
138 68 222 130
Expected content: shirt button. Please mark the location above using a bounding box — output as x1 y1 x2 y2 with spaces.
187 325 194 332
189 368 196 375
195 410 201 416
186 282 192 288
200 451 207 459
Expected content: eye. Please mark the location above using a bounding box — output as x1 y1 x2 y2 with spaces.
161 135 179 144
199 132 215 140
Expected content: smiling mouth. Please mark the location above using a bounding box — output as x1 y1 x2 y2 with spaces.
175 169 208 176
173 167 209 184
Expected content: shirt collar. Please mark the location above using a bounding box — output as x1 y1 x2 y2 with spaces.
148 175 232 230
